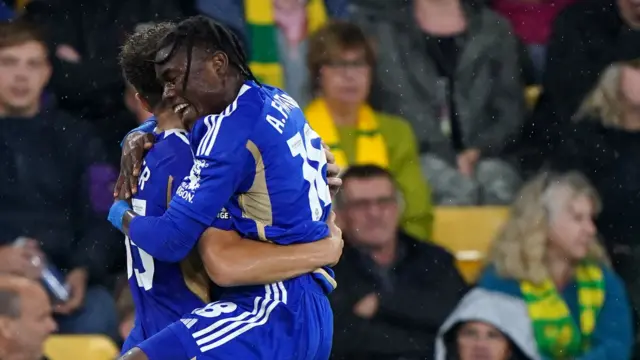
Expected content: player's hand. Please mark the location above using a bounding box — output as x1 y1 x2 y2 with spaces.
324 211 343 267
114 132 155 199
353 293 379 319
0 243 43 280
55 267 87 315
322 141 342 197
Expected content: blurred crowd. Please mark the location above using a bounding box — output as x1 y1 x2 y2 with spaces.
1 0 640 359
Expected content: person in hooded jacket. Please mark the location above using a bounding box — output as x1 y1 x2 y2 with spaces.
436 288 541 360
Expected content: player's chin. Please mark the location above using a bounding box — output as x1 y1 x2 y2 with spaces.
181 112 198 130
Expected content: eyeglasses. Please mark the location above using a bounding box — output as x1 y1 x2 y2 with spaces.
345 196 397 211
324 59 369 70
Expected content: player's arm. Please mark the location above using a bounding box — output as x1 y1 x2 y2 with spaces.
199 212 343 287
109 114 255 262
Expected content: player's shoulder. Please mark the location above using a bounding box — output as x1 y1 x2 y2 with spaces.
144 129 191 169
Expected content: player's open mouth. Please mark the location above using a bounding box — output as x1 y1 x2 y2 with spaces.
174 103 190 115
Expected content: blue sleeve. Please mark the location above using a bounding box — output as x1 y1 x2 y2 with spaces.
576 269 633 360
119 117 157 148
136 324 192 360
128 111 257 262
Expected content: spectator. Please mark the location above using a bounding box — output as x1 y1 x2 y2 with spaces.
305 21 434 241
331 165 467 360
0 274 57 360
196 0 350 106
524 0 640 171
491 0 576 80
0 20 119 339
436 288 541 360
478 172 633 360
352 0 524 206
549 59 640 337
26 0 184 160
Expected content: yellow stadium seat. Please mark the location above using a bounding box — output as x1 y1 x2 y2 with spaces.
525 85 542 109
45 335 119 360
432 206 510 283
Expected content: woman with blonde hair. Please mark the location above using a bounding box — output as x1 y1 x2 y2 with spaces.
477 172 632 360
550 60 640 334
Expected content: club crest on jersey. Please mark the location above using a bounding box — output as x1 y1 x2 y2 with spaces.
177 159 208 203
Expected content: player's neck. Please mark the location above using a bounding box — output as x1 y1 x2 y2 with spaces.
154 109 184 132
324 99 359 127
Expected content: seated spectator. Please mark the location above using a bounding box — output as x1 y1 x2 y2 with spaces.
549 59 640 334
305 21 433 241
478 172 633 360
196 0 350 106
0 20 119 339
436 288 541 360
491 0 576 81
524 0 640 171
330 165 467 360
352 0 524 206
0 274 57 360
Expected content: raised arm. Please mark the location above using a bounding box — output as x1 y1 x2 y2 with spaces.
199 212 343 287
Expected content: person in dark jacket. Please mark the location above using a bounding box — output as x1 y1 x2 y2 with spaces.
331 165 468 360
0 20 119 339
548 59 640 356
522 0 640 171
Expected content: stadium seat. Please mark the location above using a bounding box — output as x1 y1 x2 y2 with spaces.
432 206 510 283
44 335 119 360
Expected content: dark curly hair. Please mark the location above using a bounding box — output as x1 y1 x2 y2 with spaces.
119 22 176 108
154 15 258 93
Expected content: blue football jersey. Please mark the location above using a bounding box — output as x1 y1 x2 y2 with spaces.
170 81 335 294
123 129 232 352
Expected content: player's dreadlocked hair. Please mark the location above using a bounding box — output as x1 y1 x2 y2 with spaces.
119 22 176 107
155 16 259 93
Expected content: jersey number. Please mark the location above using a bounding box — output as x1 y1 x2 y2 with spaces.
287 123 331 221
125 199 155 291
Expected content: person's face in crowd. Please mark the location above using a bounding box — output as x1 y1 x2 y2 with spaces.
320 47 372 107
119 313 135 341
457 321 512 360
547 190 596 261
0 40 51 117
620 65 640 108
340 176 400 248
1 283 56 359
618 0 640 28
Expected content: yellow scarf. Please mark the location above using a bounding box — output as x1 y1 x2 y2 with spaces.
520 263 605 358
244 0 328 88
305 98 389 168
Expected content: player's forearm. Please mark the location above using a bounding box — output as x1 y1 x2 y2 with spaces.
199 230 332 287
127 209 206 263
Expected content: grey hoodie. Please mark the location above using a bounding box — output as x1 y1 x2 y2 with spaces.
435 288 541 360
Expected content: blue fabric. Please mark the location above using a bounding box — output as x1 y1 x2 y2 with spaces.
0 1 14 21
477 265 633 360
137 278 332 359
107 200 131 232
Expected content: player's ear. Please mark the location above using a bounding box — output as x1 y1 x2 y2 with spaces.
210 51 228 77
135 93 153 113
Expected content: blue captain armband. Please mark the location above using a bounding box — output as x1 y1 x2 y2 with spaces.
120 117 157 148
